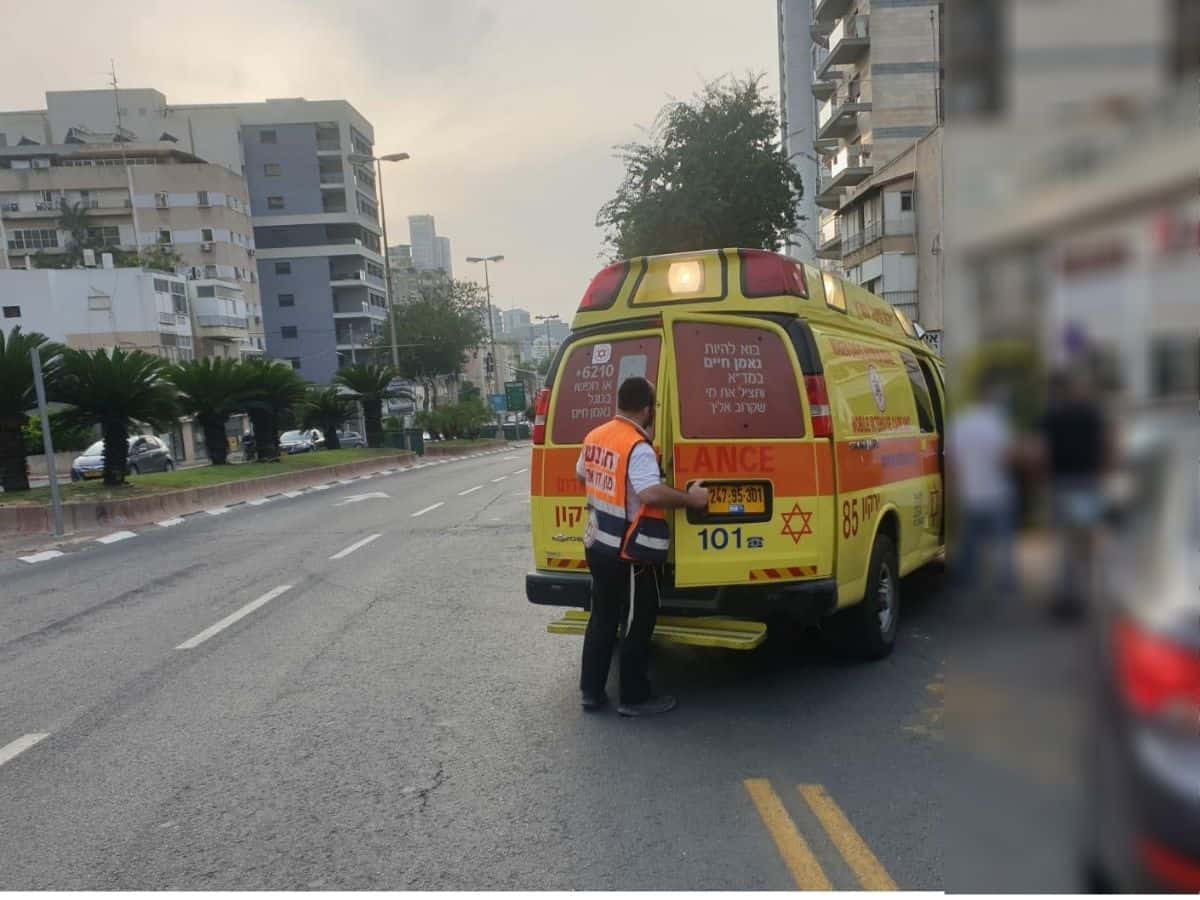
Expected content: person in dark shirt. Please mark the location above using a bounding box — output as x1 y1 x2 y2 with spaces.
1037 370 1113 618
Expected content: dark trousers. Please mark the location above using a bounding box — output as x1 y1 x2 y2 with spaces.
580 547 659 705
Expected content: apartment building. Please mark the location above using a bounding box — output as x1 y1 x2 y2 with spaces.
0 140 262 359
407 214 453 277
0 90 386 382
779 0 944 338
0 266 194 360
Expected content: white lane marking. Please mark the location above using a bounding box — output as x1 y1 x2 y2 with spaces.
246 497 271 506
0 733 49 768
335 491 389 507
205 506 231 516
337 478 357 485
511 467 528 475
491 476 507 483
96 530 137 545
329 533 383 560
523 498 531 504
157 517 185 528
411 502 444 518
503 455 519 460
176 585 292 650
458 485 483 496
282 490 303 498
19 550 65 564
310 483 333 491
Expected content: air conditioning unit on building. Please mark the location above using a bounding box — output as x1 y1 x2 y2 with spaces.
201 242 214 252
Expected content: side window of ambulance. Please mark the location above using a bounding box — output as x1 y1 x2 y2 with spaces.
672 322 805 439
550 336 662 444
902 353 936 434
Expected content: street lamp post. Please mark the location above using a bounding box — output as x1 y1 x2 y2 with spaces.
347 151 409 372
535 313 560 363
465 255 504 397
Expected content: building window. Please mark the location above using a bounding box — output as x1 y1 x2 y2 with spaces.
267 196 284 210
264 163 282 177
287 357 301 370
197 190 210 207
196 286 215 298
900 191 914 212
2 306 20 318
8 229 58 250
278 293 295 307
281 325 298 339
86 226 120 247
201 228 214 242
158 229 172 245
274 261 292 275
155 191 169 208
260 129 277 144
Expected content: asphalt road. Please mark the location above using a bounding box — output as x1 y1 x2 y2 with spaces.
0 445 952 890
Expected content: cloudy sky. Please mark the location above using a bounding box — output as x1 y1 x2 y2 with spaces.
0 1 779 319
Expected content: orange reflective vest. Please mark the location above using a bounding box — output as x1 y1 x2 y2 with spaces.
580 417 670 564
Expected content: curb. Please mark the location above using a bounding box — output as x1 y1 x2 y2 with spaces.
0 451 428 536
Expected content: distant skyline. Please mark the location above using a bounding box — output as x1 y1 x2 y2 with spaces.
0 1 777 321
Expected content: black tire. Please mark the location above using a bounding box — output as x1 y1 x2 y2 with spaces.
164 459 175 473
128 463 140 476
826 532 899 660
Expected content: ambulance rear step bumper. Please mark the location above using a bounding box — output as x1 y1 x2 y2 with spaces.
525 571 838 624
547 610 768 651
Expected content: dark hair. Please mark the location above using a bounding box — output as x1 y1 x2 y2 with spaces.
617 376 654 413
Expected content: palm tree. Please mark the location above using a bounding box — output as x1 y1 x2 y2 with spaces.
333 363 402 448
0 327 61 492
57 200 92 266
50 348 178 486
239 358 307 462
298 386 356 451
167 358 249 465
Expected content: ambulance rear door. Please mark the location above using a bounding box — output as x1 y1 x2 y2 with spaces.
663 312 835 589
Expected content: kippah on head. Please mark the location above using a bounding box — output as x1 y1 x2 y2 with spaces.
617 376 654 413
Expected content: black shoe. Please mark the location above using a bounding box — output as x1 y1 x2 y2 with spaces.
581 692 608 712
617 695 677 717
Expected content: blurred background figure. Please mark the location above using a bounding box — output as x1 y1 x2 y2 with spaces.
946 372 1019 605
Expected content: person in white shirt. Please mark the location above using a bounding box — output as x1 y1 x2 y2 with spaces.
946 376 1019 597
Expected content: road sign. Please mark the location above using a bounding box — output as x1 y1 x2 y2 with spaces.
504 381 527 412
488 393 506 413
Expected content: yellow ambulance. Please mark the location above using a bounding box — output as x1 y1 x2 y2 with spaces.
527 248 945 659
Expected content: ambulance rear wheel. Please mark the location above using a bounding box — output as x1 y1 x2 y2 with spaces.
828 533 899 660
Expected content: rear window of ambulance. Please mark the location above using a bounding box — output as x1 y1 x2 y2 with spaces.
673 322 805 439
551 336 662 444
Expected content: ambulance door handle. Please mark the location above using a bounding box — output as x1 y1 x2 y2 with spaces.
849 439 878 451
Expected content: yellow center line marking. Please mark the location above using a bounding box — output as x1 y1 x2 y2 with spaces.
798 784 897 891
743 778 832 891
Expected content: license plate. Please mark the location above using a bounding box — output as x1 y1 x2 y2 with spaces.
706 483 766 516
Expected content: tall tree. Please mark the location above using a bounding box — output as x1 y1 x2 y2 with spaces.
56 200 93 267
239 358 307 462
51 348 178 486
167 358 249 465
596 74 804 259
386 279 486 409
298 386 357 451
333 363 400 448
0 327 61 492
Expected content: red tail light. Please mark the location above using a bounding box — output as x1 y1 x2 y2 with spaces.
804 375 832 438
1113 618 1200 720
1140 839 1200 891
578 261 629 312
531 387 551 445
739 249 809 299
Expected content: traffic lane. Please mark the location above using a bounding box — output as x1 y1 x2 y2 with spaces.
6 484 944 888
0 451 530 744
0 486 540 888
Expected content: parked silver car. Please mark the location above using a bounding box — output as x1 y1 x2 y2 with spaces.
335 430 366 448
70 436 176 481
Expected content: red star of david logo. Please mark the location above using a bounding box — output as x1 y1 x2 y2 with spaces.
780 503 814 544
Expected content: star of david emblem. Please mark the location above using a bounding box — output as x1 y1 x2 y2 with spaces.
780 503 814 544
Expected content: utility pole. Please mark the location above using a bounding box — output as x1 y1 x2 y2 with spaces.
110 61 142 256
31 346 63 538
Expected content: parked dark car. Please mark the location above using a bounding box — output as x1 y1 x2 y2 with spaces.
1082 418 1200 892
279 429 324 454
70 436 175 481
335 430 366 448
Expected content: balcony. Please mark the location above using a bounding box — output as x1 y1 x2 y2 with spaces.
827 14 869 66
811 44 841 99
319 170 345 187
816 172 843 210
817 217 842 260
812 0 853 25
828 144 873 190
817 86 871 142
316 139 342 154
